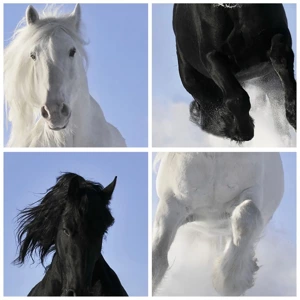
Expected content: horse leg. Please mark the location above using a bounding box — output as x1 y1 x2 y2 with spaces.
176 46 252 141
206 50 249 112
206 50 254 140
176 45 221 102
152 196 188 295
268 33 296 130
176 46 228 136
267 87 292 146
212 200 263 296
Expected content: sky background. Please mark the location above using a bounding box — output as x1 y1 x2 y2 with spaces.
4 152 148 296
152 152 296 295
152 4 297 147
4 4 148 147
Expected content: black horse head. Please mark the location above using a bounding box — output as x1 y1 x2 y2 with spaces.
14 172 117 296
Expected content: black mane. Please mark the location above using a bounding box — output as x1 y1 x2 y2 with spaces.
14 172 114 266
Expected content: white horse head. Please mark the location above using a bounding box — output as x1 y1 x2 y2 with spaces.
5 4 87 131
5 4 126 147
27 5 85 130
5 5 91 146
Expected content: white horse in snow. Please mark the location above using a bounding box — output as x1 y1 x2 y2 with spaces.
4 4 126 147
152 152 284 296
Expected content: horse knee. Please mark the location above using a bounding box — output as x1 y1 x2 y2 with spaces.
269 34 293 67
231 200 263 246
152 230 171 294
152 250 169 287
270 34 287 53
206 50 227 74
206 50 218 62
152 233 169 294
225 91 250 114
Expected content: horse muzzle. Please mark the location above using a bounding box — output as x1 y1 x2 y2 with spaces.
63 289 77 296
61 287 90 296
41 102 71 131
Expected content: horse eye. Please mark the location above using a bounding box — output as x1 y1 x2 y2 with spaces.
63 228 70 236
69 48 76 57
30 52 36 61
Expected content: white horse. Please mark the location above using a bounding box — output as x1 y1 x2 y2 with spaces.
152 153 284 296
4 4 126 147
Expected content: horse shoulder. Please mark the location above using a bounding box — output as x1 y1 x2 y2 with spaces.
89 95 106 120
88 95 126 147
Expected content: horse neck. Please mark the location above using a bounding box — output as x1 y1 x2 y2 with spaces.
91 254 127 296
68 80 115 147
69 74 91 118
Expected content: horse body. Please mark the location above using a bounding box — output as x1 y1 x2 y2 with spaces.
4 5 126 147
14 173 127 296
152 153 284 295
173 4 296 143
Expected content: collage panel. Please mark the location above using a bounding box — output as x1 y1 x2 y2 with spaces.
4 3 148 147
4 152 148 296
153 4 296 147
1 2 298 299
152 152 296 296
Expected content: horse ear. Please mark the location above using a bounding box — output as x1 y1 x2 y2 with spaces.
68 175 86 201
69 4 81 31
26 5 39 25
102 177 117 200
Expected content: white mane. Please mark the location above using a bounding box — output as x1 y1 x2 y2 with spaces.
4 6 88 147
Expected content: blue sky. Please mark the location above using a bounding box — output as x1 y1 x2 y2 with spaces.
4 4 148 147
152 152 296 295
4 152 148 296
152 4 297 147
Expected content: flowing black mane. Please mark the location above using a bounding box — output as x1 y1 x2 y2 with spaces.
14 172 114 266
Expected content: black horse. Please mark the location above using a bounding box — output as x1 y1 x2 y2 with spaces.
173 4 296 142
14 173 128 296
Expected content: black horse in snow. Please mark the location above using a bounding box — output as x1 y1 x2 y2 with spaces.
173 4 296 142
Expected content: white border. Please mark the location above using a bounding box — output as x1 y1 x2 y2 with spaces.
1 1 299 299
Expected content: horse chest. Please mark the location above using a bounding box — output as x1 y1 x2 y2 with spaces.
166 153 263 207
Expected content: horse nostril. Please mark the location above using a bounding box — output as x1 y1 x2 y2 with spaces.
61 103 69 117
66 289 76 296
41 106 49 119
